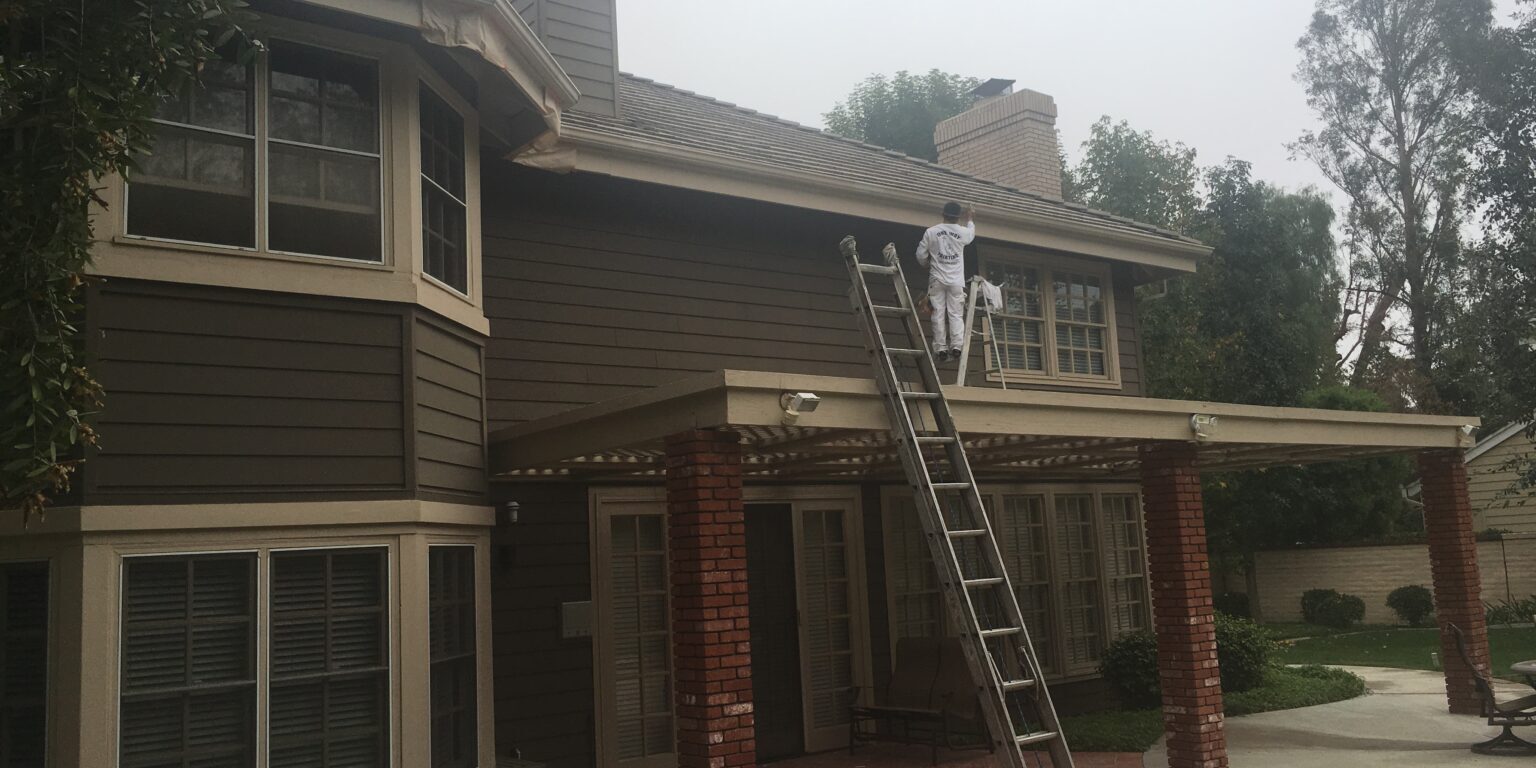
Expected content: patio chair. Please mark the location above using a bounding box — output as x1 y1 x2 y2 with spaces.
1449 624 1536 756
848 637 987 764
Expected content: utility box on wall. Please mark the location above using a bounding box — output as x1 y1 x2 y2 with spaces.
561 600 592 639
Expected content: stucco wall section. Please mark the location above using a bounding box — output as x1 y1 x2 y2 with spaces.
1252 535 1536 624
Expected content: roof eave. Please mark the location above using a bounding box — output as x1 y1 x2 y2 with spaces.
542 128 1208 275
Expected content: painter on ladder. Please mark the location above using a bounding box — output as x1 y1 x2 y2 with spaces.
915 200 975 361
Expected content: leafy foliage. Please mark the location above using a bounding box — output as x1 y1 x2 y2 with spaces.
1100 614 1279 707
1070 117 1201 233
1215 591 1252 619
1485 595 1536 626
1302 588 1367 629
1386 585 1435 626
1301 588 1345 624
1293 0 1492 407
1223 665 1366 715
0 0 251 512
823 70 979 161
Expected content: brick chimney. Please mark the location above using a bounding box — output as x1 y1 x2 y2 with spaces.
934 79 1063 198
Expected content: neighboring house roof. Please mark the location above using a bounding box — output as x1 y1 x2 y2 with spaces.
529 74 1210 274
1467 420 1533 463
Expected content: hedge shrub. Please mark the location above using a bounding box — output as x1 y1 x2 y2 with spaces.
1386 585 1434 627
1301 588 1340 624
1215 591 1251 619
1100 614 1278 708
1301 588 1366 629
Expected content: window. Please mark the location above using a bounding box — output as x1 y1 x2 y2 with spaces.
429 547 477 768
1053 494 1103 675
127 40 382 262
994 495 1055 675
603 512 672 763
270 549 390 768
119 555 257 768
419 85 468 293
1 563 48 768
982 257 1116 383
1100 494 1148 637
882 497 945 642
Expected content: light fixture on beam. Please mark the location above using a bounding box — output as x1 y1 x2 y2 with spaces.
780 391 821 426
1189 414 1219 443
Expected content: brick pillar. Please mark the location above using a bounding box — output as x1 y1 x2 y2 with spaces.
665 430 756 768
1419 449 1490 716
1140 443 1227 768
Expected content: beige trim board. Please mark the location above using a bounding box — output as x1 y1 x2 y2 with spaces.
0 499 494 536
534 129 1208 276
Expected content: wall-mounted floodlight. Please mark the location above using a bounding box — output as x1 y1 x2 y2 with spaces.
1458 424 1476 449
1189 414 1219 442
780 392 821 426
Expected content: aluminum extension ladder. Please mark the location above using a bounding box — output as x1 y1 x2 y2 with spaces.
839 236 1073 768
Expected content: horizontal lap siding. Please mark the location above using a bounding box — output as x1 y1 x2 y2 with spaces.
414 317 489 503
482 166 914 429
85 281 409 503
491 484 596 768
1466 434 1536 532
533 0 618 116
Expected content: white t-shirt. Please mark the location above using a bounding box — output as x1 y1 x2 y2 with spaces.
915 220 975 285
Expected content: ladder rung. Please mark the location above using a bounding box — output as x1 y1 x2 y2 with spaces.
857 263 897 275
900 391 940 400
1002 678 1037 692
915 436 956 445
980 627 1021 639
948 528 988 539
931 482 970 491
872 305 910 317
887 348 927 357
964 577 1005 588
1015 731 1059 747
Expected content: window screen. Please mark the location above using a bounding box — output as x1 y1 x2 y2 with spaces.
120 555 256 768
429 547 477 768
270 549 389 768
267 41 382 261
127 55 256 247
419 85 468 293
1 563 48 768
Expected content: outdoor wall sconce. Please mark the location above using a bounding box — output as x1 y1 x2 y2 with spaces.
1458 424 1476 449
1189 413 1219 442
780 391 821 425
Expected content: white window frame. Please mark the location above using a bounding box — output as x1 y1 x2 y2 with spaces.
979 249 1123 390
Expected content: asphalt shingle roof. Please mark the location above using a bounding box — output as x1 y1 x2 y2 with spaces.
562 73 1203 248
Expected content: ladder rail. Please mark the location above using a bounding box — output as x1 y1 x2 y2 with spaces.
841 237 1072 768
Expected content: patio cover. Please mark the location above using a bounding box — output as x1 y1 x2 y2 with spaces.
489 369 1478 480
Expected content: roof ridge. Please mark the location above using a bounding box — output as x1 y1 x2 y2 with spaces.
608 72 1203 245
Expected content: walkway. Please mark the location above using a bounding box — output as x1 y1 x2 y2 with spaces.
766 741 1139 768
1144 665 1528 767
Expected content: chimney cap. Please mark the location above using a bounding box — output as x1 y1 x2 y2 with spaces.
971 78 1016 99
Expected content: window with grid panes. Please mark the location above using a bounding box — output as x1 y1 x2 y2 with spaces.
1052 271 1109 377
1100 494 1148 639
1 563 48 768
992 495 1055 675
608 514 673 760
1053 494 1103 675
801 509 856 731
882 496 945 641
119 555 257 768
126 41 382 261
269 549 389 768
982 262 1048 373
420 85 468 293
429 547 477 768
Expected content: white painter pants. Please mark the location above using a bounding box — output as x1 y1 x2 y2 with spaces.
928 279 966 353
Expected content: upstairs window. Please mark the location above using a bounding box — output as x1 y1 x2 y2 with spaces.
419 85 468 293
982 256 1118 385
127 40 383 262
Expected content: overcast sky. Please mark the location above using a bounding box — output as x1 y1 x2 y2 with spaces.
617 0 1523 204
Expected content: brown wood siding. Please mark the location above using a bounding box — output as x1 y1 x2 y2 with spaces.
1468 431 1536 532
531 0 618 116
481 164 1146 430
414 316 489 503
490 483 595 768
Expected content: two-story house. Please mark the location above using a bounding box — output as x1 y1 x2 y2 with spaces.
0 3 1494 768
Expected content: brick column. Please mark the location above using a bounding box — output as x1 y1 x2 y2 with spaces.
665 430 755 768
1140 443 1227 768
1419 449 1490 716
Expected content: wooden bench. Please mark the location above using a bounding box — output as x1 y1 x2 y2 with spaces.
848 637 987 764
1450 624 1536 756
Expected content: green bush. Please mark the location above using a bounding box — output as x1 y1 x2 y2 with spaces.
1486 595 1536 626
1100 614 1279 707
1301 588 1341 624
1386 585 1435 627
1215 591 1251 619
1314 592 1366 629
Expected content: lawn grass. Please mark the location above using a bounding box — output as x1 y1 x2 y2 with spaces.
1277 625 1536 681
1262 622 1394 641
1055 665 1365 752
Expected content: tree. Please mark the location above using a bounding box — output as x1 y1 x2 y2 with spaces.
0 1 250 513
1293 0 1493 408
1071 117 1201 234
824 70 979 161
